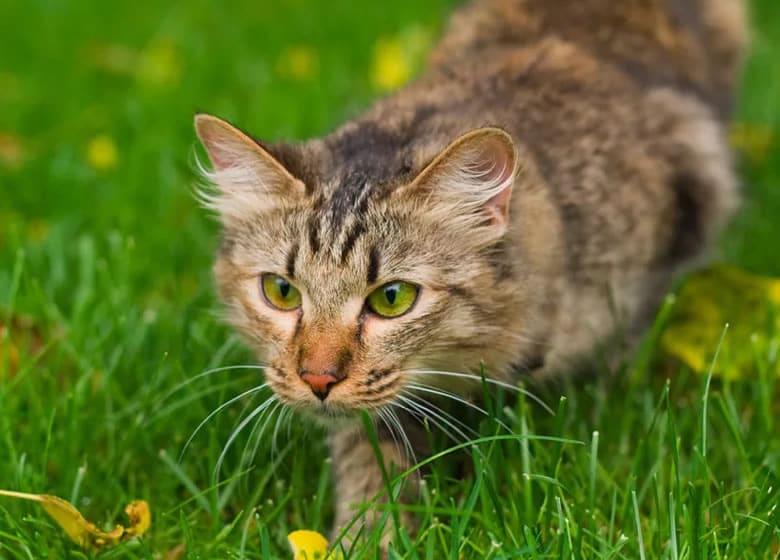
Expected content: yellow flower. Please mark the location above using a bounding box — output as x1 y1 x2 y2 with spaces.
287 529 341 559
370 26 431 92
277 46 319 81
85 134 118 172
371 38 410 92
137 41 182 87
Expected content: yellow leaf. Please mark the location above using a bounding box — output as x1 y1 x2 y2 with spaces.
287 529 339 560
661 265 780 379
85 134 118 172
0 490 150 550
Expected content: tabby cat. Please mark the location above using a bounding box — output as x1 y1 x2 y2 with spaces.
194 0 747 546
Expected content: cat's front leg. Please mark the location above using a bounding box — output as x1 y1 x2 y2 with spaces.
328 422 420 552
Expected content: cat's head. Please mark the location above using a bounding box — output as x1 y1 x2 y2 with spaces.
195 114 529 420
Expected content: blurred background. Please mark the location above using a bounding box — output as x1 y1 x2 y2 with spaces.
0 0 778 557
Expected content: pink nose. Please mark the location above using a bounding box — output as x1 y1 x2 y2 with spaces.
301 372 339 401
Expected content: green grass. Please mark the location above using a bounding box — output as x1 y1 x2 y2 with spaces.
1 1 779 558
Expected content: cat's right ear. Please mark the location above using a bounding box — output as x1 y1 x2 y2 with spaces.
194 114 305 220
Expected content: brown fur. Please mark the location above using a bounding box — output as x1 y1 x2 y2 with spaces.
195 0 747 550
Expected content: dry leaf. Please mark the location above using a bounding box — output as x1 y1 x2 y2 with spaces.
0 490 150 550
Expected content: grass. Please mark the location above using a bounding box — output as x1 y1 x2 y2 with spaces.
1 1 779 558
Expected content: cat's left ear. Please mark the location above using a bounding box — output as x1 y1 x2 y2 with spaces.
406 127 517 234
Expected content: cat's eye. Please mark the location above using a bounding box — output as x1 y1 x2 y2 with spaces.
366 281 419 318
261 273 302 311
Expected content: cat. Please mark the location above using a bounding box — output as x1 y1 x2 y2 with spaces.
194 0 747 549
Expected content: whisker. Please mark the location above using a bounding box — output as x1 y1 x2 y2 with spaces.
397 394 476 445
272 406 291 460
386 406 418 471
214 396 278 481
167 364 268 400
405 369 553 414
406 382 514 433
240 398 282 470
179 383 270 462
377 409 403 465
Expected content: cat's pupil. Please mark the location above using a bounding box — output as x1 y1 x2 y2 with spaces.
385 285 398 305
279 280 290 298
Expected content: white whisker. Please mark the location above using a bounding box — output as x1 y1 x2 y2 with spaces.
406 382 514 433
240 398 281 470
405 369 553 414
214 396 278 480
168 364 268 399
179 383 270 461
397 394 477 446
386 406 419 471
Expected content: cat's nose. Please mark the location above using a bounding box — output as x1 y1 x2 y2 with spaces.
300 371 341 401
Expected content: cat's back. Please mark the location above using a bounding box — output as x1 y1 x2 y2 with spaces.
432 0 747 117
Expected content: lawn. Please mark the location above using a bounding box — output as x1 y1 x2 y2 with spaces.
1 1 779 558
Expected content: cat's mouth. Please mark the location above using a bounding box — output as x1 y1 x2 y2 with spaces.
268 366 403 419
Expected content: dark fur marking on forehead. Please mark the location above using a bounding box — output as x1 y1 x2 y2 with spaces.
367 246 381 285
324 122 422 230
339 220 366 264
286 242 299 278
327 170 373 232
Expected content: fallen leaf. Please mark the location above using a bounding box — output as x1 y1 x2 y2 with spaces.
0 490 150 550
662 265 780 379
288 529 340 559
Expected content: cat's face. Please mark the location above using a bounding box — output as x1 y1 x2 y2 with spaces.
196 115 520 420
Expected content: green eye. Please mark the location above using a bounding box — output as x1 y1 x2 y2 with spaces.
261 274 302 310
366 281 419 318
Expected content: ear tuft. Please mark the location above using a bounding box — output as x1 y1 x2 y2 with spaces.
409 128 517 231
194 114 304 221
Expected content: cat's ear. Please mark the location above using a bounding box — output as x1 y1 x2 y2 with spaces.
194 113 305 220
407 127 516 234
